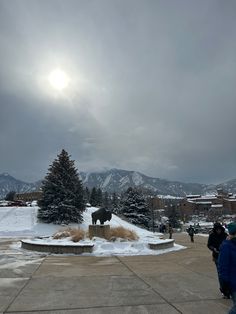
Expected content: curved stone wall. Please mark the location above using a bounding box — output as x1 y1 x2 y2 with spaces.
21 240 94 254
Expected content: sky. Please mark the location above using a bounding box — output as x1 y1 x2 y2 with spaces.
0 0 236 184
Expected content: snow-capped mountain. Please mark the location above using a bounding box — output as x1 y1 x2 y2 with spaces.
1 169 236 199
80 169 236 195
0 173 41 199
80 168 207 196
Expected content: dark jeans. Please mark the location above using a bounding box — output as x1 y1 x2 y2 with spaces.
229 291 236 314
215 258 230 297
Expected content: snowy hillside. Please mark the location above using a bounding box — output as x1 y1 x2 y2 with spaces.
0 206 184 256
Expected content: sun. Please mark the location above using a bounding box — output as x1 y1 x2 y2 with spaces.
48 69 69 90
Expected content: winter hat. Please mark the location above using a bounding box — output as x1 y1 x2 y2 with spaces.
213 222 224 231
227 222 236 235
214 222 222 229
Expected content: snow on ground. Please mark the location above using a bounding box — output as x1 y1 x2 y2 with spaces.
0 206 185 256
0 206 62 237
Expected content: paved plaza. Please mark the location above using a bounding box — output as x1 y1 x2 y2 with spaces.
0 234 232 314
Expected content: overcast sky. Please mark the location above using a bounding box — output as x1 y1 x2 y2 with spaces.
0 0 236 184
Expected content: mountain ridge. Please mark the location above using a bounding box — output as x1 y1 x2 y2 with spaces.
1 168 236 199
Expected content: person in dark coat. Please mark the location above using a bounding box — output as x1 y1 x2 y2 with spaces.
207 222 228 297
207 222 228 265
218 222 236 313
187 225 195 242
168 223 173 239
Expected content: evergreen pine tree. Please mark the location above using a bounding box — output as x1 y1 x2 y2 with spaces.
5 191 16 201
96 188 103 206
90 187 97 206
103 191 110 208
37 149 85 224
120 187 151 228
111 192 119 213
166 204 180 228
84 187 90 204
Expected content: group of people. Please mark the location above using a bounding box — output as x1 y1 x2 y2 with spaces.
201 221 236 313
186 221 236 313
159 223 173 239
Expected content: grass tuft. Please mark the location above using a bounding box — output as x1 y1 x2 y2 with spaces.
53 227 85 242
108 226 139 241
70 229 86 242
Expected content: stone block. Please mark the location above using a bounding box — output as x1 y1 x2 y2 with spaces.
89 224 110 240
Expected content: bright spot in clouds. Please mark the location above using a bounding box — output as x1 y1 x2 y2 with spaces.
48 69 69 90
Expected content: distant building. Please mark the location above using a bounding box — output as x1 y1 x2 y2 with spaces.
148 197 166 210
223 197 236 214
180 190 236 216
14 191 42 202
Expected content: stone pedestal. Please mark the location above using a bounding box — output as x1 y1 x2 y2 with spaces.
148 239 174 250
89 224 110 240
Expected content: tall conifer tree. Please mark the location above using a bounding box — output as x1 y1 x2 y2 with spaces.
97 188 103 206
120 187 151 228
38 149 85 224
90 187 97 206
103 191 110 207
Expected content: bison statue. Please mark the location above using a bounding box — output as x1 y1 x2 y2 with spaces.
91 208 112 225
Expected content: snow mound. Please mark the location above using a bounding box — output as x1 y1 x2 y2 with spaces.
0 206 185 256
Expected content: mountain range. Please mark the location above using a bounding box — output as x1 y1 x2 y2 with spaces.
0 169 236 199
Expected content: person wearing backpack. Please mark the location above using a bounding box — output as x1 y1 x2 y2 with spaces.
187 225 195 242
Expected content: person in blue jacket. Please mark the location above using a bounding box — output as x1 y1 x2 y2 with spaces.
218 222 236 314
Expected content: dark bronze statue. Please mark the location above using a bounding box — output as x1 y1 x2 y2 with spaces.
91 208 112 225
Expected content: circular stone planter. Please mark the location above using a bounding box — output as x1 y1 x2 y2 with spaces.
21 240 94 254
148 239 174 250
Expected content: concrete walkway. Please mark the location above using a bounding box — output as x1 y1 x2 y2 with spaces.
0 234 232 314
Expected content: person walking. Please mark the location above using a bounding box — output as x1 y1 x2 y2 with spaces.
169 223 173 239
218 222 236 313
187 225 195 242
207 222 228 297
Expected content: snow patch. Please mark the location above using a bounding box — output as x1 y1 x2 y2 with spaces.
102 174 112 189
119 176 130 187
83 172 90 183
132 172 144 186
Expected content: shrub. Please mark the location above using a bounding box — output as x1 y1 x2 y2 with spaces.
108 226 138 241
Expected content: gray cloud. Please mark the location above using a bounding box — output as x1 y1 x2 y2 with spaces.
0 0 236 183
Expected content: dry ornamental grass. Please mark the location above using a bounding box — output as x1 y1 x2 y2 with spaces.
53 227 85 242
53 226 138 242
108 226 139 241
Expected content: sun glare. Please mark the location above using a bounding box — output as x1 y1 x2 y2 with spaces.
48 69 69 91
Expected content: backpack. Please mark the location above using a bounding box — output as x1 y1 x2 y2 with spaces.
188 228 194 236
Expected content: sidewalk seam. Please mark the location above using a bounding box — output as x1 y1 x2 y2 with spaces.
116 256 183 314
3 256 46 314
